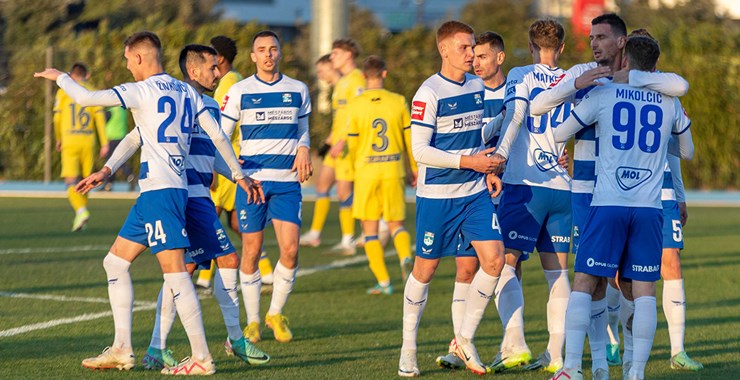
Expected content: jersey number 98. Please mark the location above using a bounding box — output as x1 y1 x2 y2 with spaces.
611 102 663 154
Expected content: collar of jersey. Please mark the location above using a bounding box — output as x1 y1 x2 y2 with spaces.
485 81 505 92
437 72 467 86
254 72 283 86
151 72 168 77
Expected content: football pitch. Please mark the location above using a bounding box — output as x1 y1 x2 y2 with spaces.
1 197 738 379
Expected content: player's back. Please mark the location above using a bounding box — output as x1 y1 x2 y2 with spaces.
187 94 221 198
348 88 410 179
54 82 104 146
578 83 689 208
112 73 197 192
503 63 570 190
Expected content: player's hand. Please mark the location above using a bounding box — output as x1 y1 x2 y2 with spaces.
558 148 569 171
33 68 64 81
461 147 498 174
679 202 688 226
611 68 629 84
575 66 611 89
76 167 111 194
292 146 313 183
407 171 418 188
491 152 507 175
329 140 345 158
237 176 265 204
486 173 503 198
55 140 62 152
99 143 109 159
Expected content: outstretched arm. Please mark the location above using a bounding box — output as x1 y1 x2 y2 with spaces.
35 70 122 107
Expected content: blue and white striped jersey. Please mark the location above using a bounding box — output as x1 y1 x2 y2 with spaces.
411 72 486 199
499 64 571 191
482 83 505 148
186 94 220 198
220 73 311 182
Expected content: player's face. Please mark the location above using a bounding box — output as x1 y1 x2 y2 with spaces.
590 23 621 66
444 32 475 73
194 54 221 92
316 61 336 83
251 36 281 74
473 43 503 81
124 46 142 81
329 48 351 70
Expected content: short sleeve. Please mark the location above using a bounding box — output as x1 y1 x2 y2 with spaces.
220 85 241 121
299 83 312 118
672 98 691 135
112 82 141 110
410 85 438 129
503 68 527 104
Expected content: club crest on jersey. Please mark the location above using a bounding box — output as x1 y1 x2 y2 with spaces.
453 118 463 129
411 101 426 120
239 210 247 221
533 148 558 171
423 231 434 246
282 93 292 103
168 155 185 175
616 166 652 190
474 93 483 105
256 111 266 121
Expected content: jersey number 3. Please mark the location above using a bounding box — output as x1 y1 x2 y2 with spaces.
372 118 389 152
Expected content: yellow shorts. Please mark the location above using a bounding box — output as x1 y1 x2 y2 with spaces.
210 174 237 212
352 177 406 222
60 144 94 179
323 154 354 182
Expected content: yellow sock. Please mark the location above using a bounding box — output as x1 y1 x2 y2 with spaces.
339 207 355 237
365 238 390 285
67 186 87 212
310 196 331 232
259 251 274 277
196 261 216 286
393 228 412 263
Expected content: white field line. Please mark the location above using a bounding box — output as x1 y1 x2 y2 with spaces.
0 245 111 255
0 244 414 338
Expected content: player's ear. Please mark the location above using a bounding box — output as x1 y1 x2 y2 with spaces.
381 70 387 79
497 51 505 65
558 43 565 55
617 36 626 49
250 51 257 64
437 40 447 58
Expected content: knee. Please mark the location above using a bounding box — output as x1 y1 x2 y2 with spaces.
661 250 682 280
216 252 239 269
455 266 476 283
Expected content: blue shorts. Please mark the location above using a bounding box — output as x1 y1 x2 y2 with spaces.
417 190 502 259
571 192 593 255
575 206 663 282
119 189 189 254
184 197 236 268
236 181 302 233
662 200 684 249
498 184 572 254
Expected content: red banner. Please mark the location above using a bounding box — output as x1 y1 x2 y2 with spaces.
572 0 606 37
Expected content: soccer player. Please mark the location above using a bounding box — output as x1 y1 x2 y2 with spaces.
53 62 109 231
97 44 271 370
300 38 365 254
220 30 312 344
345 55 417 295
551 35 695 380
34 31 261 375
488 19 571 374
529 14 690 377
398 20 505 377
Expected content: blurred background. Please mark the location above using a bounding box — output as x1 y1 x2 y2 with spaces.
0 0 737 190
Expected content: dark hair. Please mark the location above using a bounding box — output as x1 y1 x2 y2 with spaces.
529 19 565 50
437 20 474 44
476 31 505 52
124 31 162 59
628 28 656 41
210 35 237 64
252 30 280 50
625 36 660 71
69 62 88 77
591 13 627 37
332 38 361 58
179 44 218 80
362 55 386 79
315 53 332 65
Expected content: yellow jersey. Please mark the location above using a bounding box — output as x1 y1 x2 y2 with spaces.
347 88 417 180
331 68 365 144
214 70 244 150
53 82 107 149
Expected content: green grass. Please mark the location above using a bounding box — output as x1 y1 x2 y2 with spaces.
0 197 738 379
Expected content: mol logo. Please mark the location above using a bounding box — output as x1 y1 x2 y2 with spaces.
616 166 652 190
534 148 558 171
168 155 185 175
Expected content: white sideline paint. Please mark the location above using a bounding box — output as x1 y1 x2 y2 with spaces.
0 245 415 338
0 245 110 255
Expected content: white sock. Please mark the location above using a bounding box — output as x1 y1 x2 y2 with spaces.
494 264 526 352
451 282 469 336
268 261 296 316
544 269 570 362
631 296 657 379
459 269 499 340
606 283 621 345
662 279 686 356
240 270 262 324
149 283 177 349
588 298 608 372
163 272 210 361
103 253 133 351
341 234 354 246
563 291 591 370
214 268 242 341
402 274 429 351
620 294 636 364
